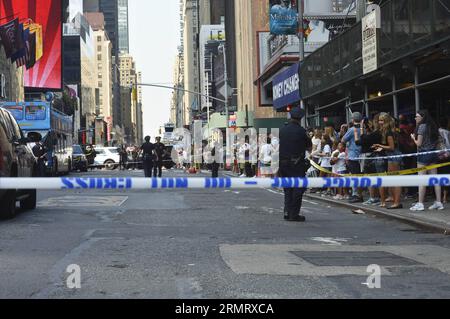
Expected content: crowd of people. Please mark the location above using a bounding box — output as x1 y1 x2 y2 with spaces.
306 110 450 212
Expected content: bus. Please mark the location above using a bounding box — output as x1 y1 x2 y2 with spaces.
0 101 73 176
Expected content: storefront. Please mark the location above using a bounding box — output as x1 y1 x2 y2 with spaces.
300 0 450 128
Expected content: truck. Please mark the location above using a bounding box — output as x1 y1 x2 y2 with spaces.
160 123 176 169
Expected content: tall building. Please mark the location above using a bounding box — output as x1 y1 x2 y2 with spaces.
172 52 185 128
63 9 97 144
136 71 143 143
118 0 129 54
85 12 114 144
119 54 138 144
182 0 200 126
84 0 129 132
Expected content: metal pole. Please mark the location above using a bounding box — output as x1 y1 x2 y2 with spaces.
364 84 369 117
415 66 420 113
206 73 210 129
298 0 305 61
222 43 230 129
392 74 398 118
298 0 305 127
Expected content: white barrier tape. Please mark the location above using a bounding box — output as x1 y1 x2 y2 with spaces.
313 149 450 161
1 176 449 190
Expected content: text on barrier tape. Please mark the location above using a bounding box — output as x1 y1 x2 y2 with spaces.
0 176 450 190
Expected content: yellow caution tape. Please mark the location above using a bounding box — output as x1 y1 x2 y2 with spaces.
309 159 450 177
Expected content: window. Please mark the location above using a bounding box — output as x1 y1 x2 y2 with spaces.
97 46 102 51
97 36 102 42
25 105 47 121
97 54 102 61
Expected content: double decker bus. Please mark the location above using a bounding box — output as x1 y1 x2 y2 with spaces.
0 102 73 176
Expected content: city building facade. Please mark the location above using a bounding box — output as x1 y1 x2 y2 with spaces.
85 12 114 145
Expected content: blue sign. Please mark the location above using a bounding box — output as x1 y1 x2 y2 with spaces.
272 63 301 109
269 0 298 35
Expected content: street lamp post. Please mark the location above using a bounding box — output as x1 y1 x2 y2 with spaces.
298 0 306 127
219 42 229 129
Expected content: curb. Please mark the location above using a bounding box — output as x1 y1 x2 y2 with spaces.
305 193 450 236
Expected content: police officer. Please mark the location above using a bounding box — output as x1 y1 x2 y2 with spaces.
279 107 312 222
211 140 220 178
153 137 165 178
32 134 47 177
141 136 155 178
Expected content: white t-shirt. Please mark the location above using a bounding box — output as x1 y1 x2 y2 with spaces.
320 144 332 168
311 137 321 158
260 144 273 164
332 152 347 174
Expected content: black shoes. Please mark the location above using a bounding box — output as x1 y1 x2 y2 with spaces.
348 196 364 204
286 215 306 222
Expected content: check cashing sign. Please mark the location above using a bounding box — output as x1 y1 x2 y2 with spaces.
273 63 301 110
362 9 379 75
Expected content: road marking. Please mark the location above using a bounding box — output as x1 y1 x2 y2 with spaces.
266 189 282 196
310 237 351 246
303 200 319 205
38 196 128 208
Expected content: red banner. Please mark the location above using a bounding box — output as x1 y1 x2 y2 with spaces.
0 0 62 90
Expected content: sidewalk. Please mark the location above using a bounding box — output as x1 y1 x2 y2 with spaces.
222 171 450 235
305 192 450 235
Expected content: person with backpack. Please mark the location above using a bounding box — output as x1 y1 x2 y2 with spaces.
32 136 47 177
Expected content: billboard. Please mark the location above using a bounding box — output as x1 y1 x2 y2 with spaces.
269 0 298 35
0 0 62 90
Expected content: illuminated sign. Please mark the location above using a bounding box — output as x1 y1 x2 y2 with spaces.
0 0 62 90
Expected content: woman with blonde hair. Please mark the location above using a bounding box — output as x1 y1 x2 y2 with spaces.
372 113 403 209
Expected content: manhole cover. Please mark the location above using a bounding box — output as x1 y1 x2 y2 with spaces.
290 251 422 267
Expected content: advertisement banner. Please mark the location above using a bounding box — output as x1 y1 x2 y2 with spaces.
269 0 298 35
272 63 301 110
0 0 62 90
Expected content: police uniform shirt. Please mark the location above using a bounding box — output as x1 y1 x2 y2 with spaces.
154 142 165 161
141 142 155 156
280 122 312 161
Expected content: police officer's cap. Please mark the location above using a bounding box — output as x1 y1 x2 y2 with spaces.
290 107 306 120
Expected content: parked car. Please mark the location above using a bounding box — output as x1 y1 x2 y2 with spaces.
0 108 37 219
93 147 121 170
72 144 88 172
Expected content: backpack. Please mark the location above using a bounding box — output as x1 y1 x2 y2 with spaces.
32 143 45 158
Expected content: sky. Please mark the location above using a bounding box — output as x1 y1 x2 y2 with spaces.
129 0 180 138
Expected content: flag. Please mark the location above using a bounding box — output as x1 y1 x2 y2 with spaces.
0 18 25 59
10 23 27 65
26 31 36 69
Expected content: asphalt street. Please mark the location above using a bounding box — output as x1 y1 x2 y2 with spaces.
1 169 450 299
